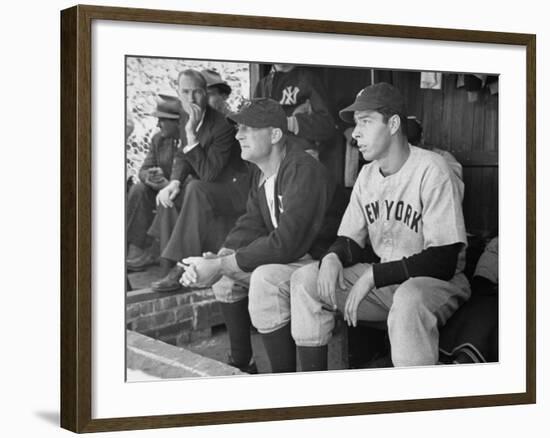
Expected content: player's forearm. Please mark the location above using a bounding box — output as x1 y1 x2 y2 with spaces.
372 243 462 288
322 236 364 267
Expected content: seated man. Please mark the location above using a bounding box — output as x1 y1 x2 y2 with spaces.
149 69 250 292
180 98 340 373
126 98 181 270
289 83 471 371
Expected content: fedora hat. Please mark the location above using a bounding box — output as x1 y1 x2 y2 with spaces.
149 95 181 119
201 69 232 96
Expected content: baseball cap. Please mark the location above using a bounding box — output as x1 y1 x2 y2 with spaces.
228 98 288 132
201 69 232 95
339 82 406 124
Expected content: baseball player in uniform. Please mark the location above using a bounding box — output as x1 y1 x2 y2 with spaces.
178 98 340 374
287 82 471 370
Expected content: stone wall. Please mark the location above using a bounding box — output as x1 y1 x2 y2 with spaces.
126 57 250 181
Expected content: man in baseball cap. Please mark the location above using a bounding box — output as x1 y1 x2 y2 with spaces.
178 97 341 374
289 81 469 372
339 82 407 124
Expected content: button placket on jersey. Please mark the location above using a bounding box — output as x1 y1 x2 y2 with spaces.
380 176 393 261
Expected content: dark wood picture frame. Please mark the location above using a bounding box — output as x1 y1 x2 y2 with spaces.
60 4 536 433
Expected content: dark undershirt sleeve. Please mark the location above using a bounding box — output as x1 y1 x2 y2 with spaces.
372 243 462 288
321 236 364 267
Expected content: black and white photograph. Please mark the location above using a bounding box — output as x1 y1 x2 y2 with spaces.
125 57 499 380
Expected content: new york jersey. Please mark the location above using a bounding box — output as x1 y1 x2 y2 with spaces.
338 145 467 274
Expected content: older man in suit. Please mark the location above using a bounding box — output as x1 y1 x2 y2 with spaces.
150 69 250 292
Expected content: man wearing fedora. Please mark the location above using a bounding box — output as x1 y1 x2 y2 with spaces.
149 69 250 292
179 98 341 374
126 97 182 270
201 69 233 117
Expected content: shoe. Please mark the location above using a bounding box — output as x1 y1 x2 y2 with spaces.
126 251 158 272
151 265 186 292
227 355 258 374
127 243 144 261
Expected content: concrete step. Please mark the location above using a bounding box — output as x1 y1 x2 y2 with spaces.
126 330 245 379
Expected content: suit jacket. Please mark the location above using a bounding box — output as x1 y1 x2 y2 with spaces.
138 132 179 184
170 106 249 184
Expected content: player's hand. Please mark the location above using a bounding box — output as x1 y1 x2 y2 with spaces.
180 256 222 287
344 265 374 327
145 168 169 190
317 253 346 311
155 181 180 208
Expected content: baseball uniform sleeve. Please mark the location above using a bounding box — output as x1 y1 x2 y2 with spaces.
336 171 370 248
421 166 467 249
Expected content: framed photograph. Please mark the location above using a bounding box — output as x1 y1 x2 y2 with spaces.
60 4 536 433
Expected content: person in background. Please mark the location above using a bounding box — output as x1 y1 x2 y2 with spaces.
254 64 336 159
407 116 463 181
126 98 181 271
149 69 250 292
201 69 233 116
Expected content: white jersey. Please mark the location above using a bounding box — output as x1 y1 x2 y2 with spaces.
338 145 467 274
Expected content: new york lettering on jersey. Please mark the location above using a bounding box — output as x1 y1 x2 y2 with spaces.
363 200 422 233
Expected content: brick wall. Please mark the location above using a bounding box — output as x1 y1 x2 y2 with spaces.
126 288 224 347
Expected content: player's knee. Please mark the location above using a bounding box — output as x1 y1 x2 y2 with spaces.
290 263 318 296
392 278 428 311
389 278 436 330
249 265 288 332
249 266 280 312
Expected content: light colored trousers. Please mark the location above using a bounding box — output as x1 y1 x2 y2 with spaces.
212 257 315 335
290 263 471 367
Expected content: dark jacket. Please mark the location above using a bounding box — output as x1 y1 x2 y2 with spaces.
138 132 179 184
254 67 336 151
170 106 249 184
223 141 342 272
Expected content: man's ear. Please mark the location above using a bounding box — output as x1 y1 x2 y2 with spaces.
271 127 283 143
389 114 401 136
